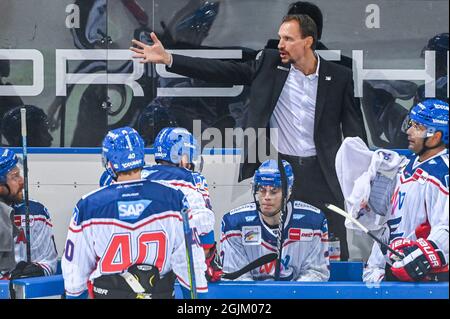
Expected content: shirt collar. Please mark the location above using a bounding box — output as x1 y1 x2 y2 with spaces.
290 53 320 80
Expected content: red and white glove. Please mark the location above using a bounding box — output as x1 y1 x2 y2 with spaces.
390 238 447 282
204 243 223 282
388 238 414 263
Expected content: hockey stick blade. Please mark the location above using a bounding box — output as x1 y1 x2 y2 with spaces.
324 203 403 259
221 253 277 280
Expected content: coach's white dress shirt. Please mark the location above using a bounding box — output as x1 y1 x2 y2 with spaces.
270 55 320 157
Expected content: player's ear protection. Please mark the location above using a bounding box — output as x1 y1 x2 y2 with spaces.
101 148 117 181
107 162 118 180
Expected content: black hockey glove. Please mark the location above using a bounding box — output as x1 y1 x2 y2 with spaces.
93 264 175 299
9 261 45 280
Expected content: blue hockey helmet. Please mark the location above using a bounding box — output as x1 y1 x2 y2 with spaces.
253 159 294 191
0 147 19 184
153 127 199 166
403 99 449 145
102 126 146 178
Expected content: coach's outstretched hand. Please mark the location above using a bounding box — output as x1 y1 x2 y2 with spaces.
130 32 172 65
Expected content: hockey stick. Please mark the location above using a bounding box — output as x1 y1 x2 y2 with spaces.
180 204 197 299
324 204 403 259
20 108 31 263
222 253 277 280
274 157 288 280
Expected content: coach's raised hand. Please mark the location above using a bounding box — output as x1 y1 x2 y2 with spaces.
130 32 172 65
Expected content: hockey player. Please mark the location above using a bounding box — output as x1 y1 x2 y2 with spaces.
99 127 221 282
62 127 207 298
1 105 53 147
220 159 329 281
0 147 57 280
364 99 449 282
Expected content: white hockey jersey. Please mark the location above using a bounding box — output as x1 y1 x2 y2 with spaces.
61 179 207 297
364 150 449 282
220 201 329 281
141 165 215 245
12 200 58 276
100 165 215 246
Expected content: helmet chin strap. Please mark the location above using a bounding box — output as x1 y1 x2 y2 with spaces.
252 187 261 213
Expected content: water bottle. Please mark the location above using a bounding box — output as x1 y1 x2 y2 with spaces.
328 233 341 261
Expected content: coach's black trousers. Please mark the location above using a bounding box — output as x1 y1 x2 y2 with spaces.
279 153 349 261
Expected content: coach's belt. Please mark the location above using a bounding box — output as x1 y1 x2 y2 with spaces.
280 154 318 165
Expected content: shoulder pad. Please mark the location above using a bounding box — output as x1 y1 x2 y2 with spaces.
14 199 50 218
293 201 321 214
81 185 107 200
229 203 256 215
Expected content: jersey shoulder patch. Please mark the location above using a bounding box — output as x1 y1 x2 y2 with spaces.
142 165 195 184
223 203 258 233
413 154 449 188
229 203 257 215
293 201 321 214
13 199 50 218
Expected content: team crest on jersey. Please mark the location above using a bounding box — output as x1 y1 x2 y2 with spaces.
245 216 257 222
118 200 151 220
242 226 261 245
391 186 407 213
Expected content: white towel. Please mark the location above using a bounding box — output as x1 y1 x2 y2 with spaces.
335 137 406 231
0 201 16 272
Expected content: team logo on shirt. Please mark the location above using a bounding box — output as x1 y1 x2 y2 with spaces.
118 200 152 220
242 226 261 245
288 228 313 241
412 168 429 184
391 187 407 213
288 228 301 241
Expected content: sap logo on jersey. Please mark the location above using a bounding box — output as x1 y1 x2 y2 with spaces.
118 200 152 220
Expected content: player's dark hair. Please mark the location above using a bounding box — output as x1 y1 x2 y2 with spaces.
282 14 318 50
